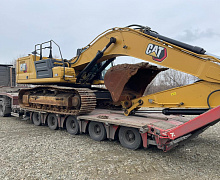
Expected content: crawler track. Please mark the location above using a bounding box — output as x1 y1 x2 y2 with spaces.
18 86 96 115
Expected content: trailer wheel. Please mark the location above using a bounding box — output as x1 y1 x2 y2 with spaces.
32 112 41 126
47 114 58 130
89 121 107 141
0 104 5 117
0 98 11 117
66 116 80 135
119 127 142 150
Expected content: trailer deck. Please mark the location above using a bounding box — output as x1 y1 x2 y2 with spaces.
78 107 220 151
78 109 189 131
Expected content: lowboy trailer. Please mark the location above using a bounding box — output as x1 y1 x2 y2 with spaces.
24 106 220 151
1 87 220 151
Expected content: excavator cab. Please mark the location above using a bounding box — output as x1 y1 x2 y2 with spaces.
16 40 76 85
31 40 66 79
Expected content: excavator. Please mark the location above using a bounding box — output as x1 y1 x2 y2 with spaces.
14 24 220 151
16 24 220 116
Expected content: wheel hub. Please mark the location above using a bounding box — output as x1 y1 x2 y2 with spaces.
52 117 56 125
126 130 135 142
36 114 40 122
94 125 101 134
71 120 76 128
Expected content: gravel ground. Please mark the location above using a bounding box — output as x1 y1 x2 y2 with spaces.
0 116 220 180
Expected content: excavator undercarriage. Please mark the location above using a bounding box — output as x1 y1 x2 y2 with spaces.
19 86 96 115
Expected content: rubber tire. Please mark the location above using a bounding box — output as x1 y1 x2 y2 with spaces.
47 114 58 130
119 127 142 150
0 98 11 117
66 116 80 135
32 112 41 126
88 121 107 141
0 104 5 117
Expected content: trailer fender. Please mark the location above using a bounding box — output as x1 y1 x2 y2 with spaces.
141 133 148 148
78 120 89 133
104 124 119 140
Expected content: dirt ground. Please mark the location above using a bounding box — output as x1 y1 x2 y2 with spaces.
0 116 219 180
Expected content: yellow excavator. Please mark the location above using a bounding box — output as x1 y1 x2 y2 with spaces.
16 24 220 116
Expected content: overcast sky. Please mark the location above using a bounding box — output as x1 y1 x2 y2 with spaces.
1 0 220 64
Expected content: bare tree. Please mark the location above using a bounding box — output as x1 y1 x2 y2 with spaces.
145 69 199 95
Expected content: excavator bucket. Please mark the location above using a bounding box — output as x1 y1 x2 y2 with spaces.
104 62 167 104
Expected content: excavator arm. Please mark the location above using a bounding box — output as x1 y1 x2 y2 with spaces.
16 25 220 115
70 25 220 83
68 25 220 114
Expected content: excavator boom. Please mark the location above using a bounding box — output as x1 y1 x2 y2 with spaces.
68 25 220 113
16 25 220 115
70 25 220 84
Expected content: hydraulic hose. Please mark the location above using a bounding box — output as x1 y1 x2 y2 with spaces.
207 89 220 109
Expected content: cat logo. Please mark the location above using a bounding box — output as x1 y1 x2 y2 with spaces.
146 43 167 62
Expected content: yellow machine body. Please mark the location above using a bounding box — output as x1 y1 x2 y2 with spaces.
17 55 76 84
16 26 220 113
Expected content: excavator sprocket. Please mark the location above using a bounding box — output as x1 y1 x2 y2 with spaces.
104 62 167 104
18 86 96 115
